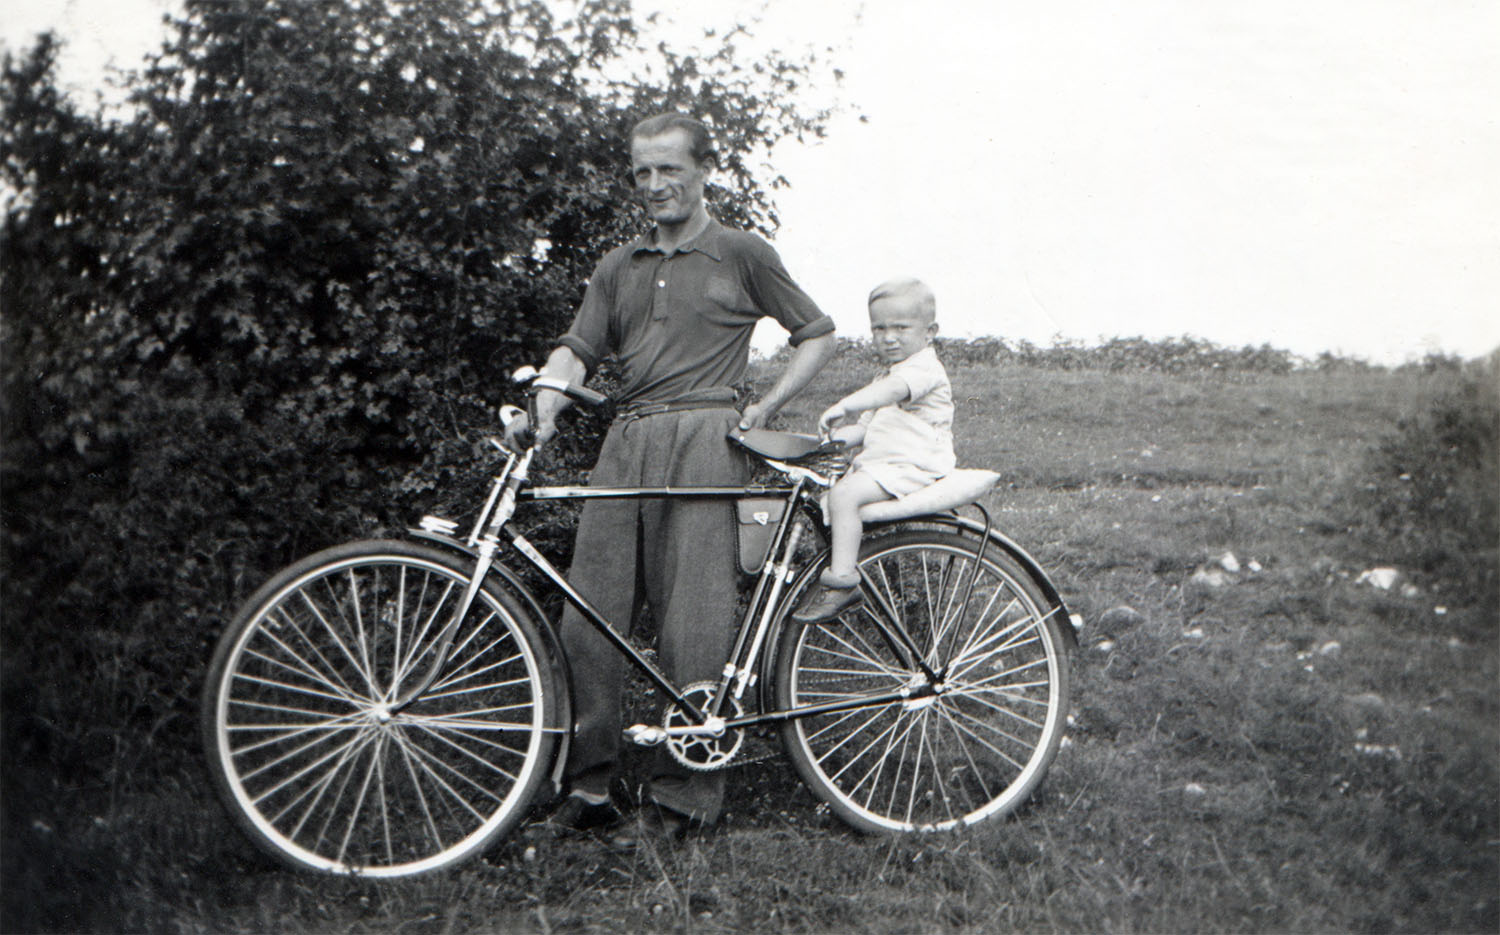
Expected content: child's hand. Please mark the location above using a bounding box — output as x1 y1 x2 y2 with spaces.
829 423 864 448
817 403 848 438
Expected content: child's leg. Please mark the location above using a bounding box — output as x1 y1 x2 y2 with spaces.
824 471 892 586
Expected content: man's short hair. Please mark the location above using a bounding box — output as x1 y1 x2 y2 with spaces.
868 277 937 322
631 113 717 166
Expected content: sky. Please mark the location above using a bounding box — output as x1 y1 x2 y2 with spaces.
5 0 1497 364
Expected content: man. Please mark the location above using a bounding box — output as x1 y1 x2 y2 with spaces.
505 113 835 845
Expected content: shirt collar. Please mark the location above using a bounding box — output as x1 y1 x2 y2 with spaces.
630 217 725 262
890 345 938 372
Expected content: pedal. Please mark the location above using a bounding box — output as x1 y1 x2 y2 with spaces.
624 724 667 746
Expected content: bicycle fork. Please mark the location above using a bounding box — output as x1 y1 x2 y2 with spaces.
390 446 532 714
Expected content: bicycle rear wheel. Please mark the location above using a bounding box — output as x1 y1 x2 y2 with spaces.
774 528 1070 833
202 540 557 876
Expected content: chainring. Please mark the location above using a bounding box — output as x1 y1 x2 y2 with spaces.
663 681 745 772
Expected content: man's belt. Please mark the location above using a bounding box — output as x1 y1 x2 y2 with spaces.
615 388 737 422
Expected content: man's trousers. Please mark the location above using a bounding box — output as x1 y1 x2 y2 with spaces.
558 405 747 823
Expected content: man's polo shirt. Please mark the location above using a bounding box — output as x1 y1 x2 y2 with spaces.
558 219 833 406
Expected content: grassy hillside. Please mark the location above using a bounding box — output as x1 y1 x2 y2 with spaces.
3 350 1495 933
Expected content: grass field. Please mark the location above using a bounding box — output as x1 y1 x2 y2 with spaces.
3 352 1496 933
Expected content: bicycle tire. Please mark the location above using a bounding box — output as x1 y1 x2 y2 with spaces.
201 539 557 876
774 528 1070 833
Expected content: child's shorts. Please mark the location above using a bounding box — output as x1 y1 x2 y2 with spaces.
855 461 947 499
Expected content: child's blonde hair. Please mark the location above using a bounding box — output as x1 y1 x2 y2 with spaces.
867 277 936 323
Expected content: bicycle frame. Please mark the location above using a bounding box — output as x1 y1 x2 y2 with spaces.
399 439 973 748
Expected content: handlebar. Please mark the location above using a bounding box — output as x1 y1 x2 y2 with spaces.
496 365 609 455
528 374 609 407
510 365 608 407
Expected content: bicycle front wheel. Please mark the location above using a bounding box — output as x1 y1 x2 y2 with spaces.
774 529 1070 833
202 540 557 876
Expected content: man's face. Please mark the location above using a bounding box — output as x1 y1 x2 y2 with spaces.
868 296 937 365
630 129 709 227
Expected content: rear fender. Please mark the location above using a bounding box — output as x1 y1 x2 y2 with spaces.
408 529 574 794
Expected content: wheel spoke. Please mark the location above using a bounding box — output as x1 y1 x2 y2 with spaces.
937 703 1032 771
952 651 1051 688
425 647 523 698
853 708 922 811
945 684 1050 730
374 735 395 866
270 604 363 701
427 613 505 682
946 593 1024 679
817 618 908 680
231 670 356 707
418 672 534 702
411 724 522 786
228 695 357 721
414 720 537 761
388 729 493 821
303 583 381 700
393 731 446 856
392 578 459 696
939 703 996 805
832 707 912 791
242 638 359 704
254 725 368 811
346 569 380 701
335 731 384 865
236 717 362 783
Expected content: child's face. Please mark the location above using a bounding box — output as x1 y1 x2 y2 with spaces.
868 296 937 365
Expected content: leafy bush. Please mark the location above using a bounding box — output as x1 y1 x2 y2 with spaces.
0 0 836 826
1343 351 1499 609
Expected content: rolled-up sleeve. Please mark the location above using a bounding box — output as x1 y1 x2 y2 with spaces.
556 258 617 374
742 237 834 346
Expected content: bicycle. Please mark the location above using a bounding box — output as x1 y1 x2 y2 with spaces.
201 367 1078 876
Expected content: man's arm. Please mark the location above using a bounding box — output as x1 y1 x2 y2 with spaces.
738 332 836 431
503 345 589 450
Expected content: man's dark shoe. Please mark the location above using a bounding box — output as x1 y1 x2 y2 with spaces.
532 794 623 837
607 805 694 850
791 583 864 623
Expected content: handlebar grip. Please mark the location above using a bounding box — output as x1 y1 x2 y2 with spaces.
531 375 608 407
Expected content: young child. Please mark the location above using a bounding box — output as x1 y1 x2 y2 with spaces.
792 278 956 623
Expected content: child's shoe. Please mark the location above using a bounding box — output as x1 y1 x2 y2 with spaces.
792 572 864 623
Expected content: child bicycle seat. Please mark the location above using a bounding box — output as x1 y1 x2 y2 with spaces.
858 468 1001 523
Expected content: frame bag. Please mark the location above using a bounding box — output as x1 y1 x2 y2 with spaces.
735 498 787 575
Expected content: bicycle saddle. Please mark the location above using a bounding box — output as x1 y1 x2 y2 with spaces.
727 428 841 462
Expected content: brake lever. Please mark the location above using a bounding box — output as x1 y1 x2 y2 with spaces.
494 405 532 454
498 404 526 430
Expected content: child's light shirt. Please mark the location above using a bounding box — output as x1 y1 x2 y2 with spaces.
852 346 957 496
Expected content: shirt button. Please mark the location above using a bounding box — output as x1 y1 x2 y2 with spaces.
657 280 666 287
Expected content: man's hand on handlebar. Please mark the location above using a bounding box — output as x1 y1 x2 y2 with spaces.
501 359 608 452
501 412 556 452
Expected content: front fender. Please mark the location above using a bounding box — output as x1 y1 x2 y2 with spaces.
408 528 574 794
